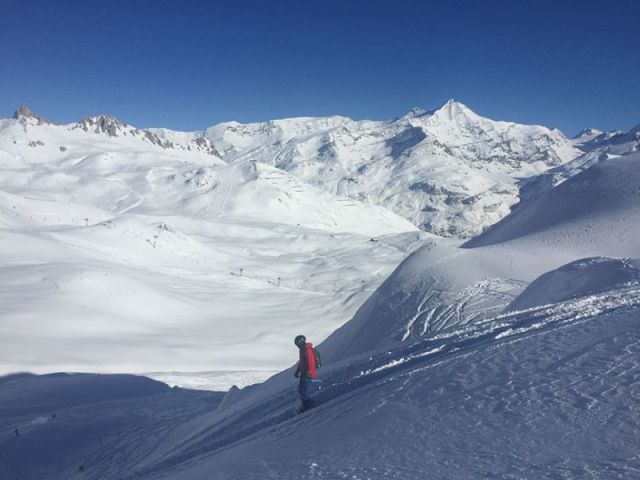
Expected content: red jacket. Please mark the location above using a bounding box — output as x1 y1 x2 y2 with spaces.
297 342 317 379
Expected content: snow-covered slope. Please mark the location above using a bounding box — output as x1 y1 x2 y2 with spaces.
190 100 580 237
150 288 640 479
0 107 423 384
1 107 638 479
0 373 223 479
122 140 638 478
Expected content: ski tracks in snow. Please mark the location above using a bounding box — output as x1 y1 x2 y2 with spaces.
342 283 640 402
402 277 523 342
218 161 240 217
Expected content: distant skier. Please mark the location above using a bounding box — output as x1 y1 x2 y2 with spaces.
293 335 321 411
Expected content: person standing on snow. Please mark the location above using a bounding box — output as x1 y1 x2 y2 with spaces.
294 334 319 411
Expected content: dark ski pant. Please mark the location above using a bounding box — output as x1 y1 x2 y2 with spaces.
298 376 314 408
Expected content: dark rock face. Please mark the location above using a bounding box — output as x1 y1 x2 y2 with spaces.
192 137 222 157
68 114 221 158
76 115 128 137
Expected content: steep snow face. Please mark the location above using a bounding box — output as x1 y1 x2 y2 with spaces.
0 109 422 383
194 100 580 238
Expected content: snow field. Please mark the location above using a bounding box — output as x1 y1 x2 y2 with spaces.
0 113 423 382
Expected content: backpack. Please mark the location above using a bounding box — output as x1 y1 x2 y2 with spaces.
313 347 322 369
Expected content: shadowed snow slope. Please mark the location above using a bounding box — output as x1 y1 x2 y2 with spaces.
0 373 169 416
0 374 223 479
146 294 640 479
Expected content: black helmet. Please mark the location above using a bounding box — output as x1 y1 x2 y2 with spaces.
294 335 306 347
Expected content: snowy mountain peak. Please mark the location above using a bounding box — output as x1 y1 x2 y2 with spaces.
12 105 52 126
572 127 603 140
427 99 479 123
400 107 428 119
397 100 478 124
570 125 637 153
630 124 640 139
606 129 624 138
13 105 37 120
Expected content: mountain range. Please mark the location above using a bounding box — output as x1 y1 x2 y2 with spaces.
8 100 588 237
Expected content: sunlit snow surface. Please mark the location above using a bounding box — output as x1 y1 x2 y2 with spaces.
0 109 640 480
0 113 423 381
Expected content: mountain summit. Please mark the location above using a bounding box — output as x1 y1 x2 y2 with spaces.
12 105 52 125
426 98 480 123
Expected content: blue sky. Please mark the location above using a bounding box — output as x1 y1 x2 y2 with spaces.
1 0 639 135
